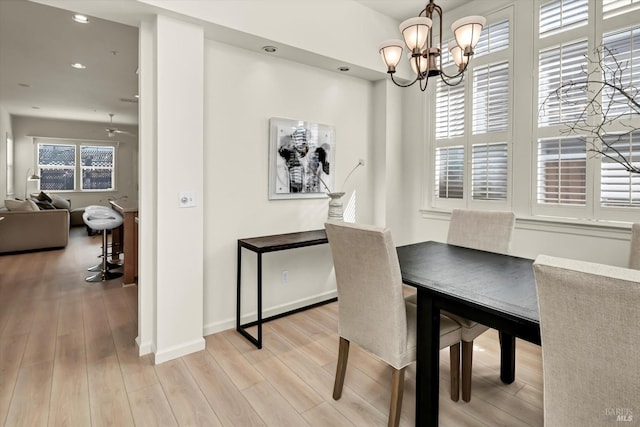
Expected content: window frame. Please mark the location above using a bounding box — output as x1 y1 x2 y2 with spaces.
533 0 640 222
34 137 119 194
430 5 514 211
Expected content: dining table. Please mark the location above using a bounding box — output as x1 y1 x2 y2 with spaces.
396 241 540 427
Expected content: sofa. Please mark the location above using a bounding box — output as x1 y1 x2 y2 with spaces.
0 203 70 254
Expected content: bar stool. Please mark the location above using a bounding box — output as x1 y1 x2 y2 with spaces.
84 205 122 272
83 207 123 282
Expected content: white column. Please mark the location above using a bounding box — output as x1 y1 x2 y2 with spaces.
149 14 205 363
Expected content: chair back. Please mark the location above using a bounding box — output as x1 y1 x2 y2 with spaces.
447 209 515 254
325 221 409 368
533 255 640 427
629 223 640 269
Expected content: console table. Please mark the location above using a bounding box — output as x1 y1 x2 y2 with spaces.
236 229 332 349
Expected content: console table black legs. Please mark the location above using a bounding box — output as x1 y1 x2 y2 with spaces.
235 230 331 349
236 242 264 348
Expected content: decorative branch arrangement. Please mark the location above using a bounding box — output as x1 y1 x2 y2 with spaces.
317 159 365 194
540 45 640 173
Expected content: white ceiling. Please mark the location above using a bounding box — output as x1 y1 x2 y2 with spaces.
355 0 470 21
0 0 469 129
0 0 139 127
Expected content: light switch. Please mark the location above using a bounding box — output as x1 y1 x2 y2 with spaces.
179 191 196 208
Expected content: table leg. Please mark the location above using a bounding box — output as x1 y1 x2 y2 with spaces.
499 331 516 383
416 288 439 427
236 243 242 331
235 247 265 349
256 253 263 349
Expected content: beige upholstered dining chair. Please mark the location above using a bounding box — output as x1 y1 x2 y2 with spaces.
325 221 462 427
629 223 640 269
445 208 516 402
533 255 640 427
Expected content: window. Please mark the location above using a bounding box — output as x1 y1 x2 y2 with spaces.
475 19 510 58
602 25 640 119
537 137 586 205
36 138 117 192
435 82 464 139
433 9 512 207
425 1 640 223
538 40 589 127
473 61 509 134
535 0 640 221
604 0 640 18
600 131 640 207
435 146 464 199
472 143 509 200
38 143 76 191
81 145 115 190
539 0 588 37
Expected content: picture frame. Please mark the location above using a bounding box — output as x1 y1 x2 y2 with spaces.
268 117 335 200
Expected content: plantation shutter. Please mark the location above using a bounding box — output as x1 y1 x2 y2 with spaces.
603 0 640 17
539 0 588 37
473 61 509 134
435 81 464 139
538 40 589 127
472 143 508 201
600 131 640 207
435 146 464 199
537 136 587 205
602 26 640 119
475 19 510 58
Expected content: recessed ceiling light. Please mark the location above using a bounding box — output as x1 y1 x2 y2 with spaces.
72 14 89 24
71 63 87 69
262 46 277 53
337 66 350 72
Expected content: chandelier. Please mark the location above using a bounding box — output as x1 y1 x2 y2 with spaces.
378 0 485 90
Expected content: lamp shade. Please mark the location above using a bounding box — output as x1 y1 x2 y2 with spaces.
409 54 428 77
451 15 485 53
448 40 469 69
399 17 432 53
379 40 404 70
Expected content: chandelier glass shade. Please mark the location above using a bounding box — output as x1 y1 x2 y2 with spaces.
378 0 485 90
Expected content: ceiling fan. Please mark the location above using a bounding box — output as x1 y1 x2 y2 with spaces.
105 113 135 138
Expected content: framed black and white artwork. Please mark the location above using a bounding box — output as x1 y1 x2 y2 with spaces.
268 117 335 200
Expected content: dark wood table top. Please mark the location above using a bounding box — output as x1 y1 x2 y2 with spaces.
396 241 539 326
238 229 328 253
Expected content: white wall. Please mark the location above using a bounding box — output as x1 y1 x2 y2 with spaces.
202 39 375 334
7 115 137 207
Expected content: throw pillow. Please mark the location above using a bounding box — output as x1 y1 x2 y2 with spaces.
34 200 56 210
4 199 39 211
36 191 52 202
51 194 71 210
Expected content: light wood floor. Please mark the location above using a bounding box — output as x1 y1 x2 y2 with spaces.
0 227 544 426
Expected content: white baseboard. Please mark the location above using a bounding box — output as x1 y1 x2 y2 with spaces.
152 337 206 364
135 336 154 356
202 289 338 337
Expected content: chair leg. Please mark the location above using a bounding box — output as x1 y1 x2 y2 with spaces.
389 367 405 427
461 340 474 402
449 343 460 402
333 337 350 400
